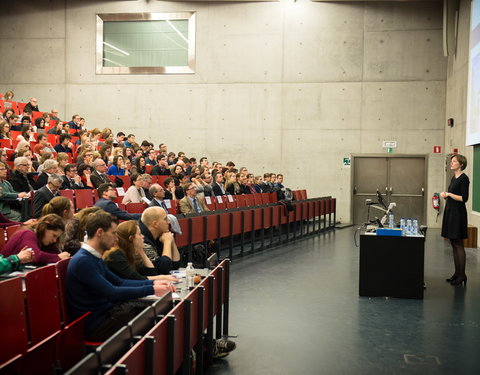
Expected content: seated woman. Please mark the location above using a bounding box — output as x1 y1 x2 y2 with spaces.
103 220 177 281
56 153 69 175
0 121 11 139
135 155 146 175
42 196 75 222
78 164 94 189
0 214 70 265
0 247 34 274
122 173 145 204
0 161 30 221
107 155 127 176
163 177 184 201
63 206 101 255
226 172 241 195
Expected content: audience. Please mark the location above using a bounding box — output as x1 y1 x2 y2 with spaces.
103 220 178 281
54 133 73 153
10 157 35 193
66 210 175 341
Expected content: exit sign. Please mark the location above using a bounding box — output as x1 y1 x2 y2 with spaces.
433 146 441 153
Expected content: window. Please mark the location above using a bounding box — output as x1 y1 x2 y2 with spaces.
96 12 196 74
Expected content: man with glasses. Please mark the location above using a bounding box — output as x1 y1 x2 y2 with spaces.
50 109 60 121
33 174 63 218
151 155 171 176
145 150 157 166
68 114 81 130
179 183 209 214
23 98 39 113
61 164 85 190
10 157 35 194
91 158 112 189
95 183 141 221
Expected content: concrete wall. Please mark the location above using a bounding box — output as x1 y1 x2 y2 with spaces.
445 0 480 241
0 0 447 225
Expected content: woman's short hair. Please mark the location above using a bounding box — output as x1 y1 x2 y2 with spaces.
57 152 69 163
43 159 58 171
452 154 467 170
41 196 72 218
35 214 65 243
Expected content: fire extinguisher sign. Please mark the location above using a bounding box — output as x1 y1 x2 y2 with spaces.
433 146 441 153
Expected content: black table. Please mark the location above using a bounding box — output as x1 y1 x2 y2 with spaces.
359 233 425 299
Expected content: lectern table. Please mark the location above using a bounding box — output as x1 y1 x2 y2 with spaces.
359 233 425 299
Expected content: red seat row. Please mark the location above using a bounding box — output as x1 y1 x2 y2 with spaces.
0 261 89 373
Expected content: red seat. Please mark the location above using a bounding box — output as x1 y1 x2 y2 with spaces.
75 189 94 211
0 139 11 148
24 265 62 345
244 194 255 207
236 194 246 207
6 224 21 241
204 196 215 211
214 195 227 210
252 193 263 206
47 134 58 145
32 111 44 121
0 278 29 364
225 194 237 209
4 101 19 115
17 102 26 114
59 189 75 209
126 202 147 213
145 165 153 174
117 175 131 188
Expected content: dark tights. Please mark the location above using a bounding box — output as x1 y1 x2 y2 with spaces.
450 239 466 278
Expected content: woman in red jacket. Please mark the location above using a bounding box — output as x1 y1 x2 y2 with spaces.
0 214 70 265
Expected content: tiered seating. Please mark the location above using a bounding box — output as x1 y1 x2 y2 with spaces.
0 262 90 373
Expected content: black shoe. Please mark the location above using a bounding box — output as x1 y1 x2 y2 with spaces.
446 274 457 282
450 276 467 286
212 338 236 359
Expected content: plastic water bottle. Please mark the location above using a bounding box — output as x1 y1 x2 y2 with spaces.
413 218 418 236
388 212 394 229
400 218 406 236
406 218 412 236
185 262 195 288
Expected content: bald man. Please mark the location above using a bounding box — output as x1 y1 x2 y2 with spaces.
24 98 39 113
139 207 181 274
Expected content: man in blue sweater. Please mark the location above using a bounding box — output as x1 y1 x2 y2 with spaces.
66 210 175 341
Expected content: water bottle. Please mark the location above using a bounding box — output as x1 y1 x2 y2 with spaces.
406 218 412 236
388 212 394 229
400 218 406 236
185 262 195 288
413 218 418 236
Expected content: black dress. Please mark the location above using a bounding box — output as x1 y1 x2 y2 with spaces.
441 173 469 239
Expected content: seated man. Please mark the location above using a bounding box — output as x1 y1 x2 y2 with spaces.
151 155 171 176
95 183 141 221
34 159 59 190
145 149 157 166
68 114 81 130
23 98 39 113
33 174 62 218
211 171 226 196
54 133 73 154
260 173 272 193
61 164 86 190
66 210 174 341
33 134 55 156
179 183 209 214
90 158 112 188
148 184 169 212
9 157 35 193
139 207 181 275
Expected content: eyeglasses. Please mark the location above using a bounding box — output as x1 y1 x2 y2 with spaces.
0 168 6 171
18 164 28 167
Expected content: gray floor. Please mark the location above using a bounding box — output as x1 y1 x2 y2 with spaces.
207 227 480 375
